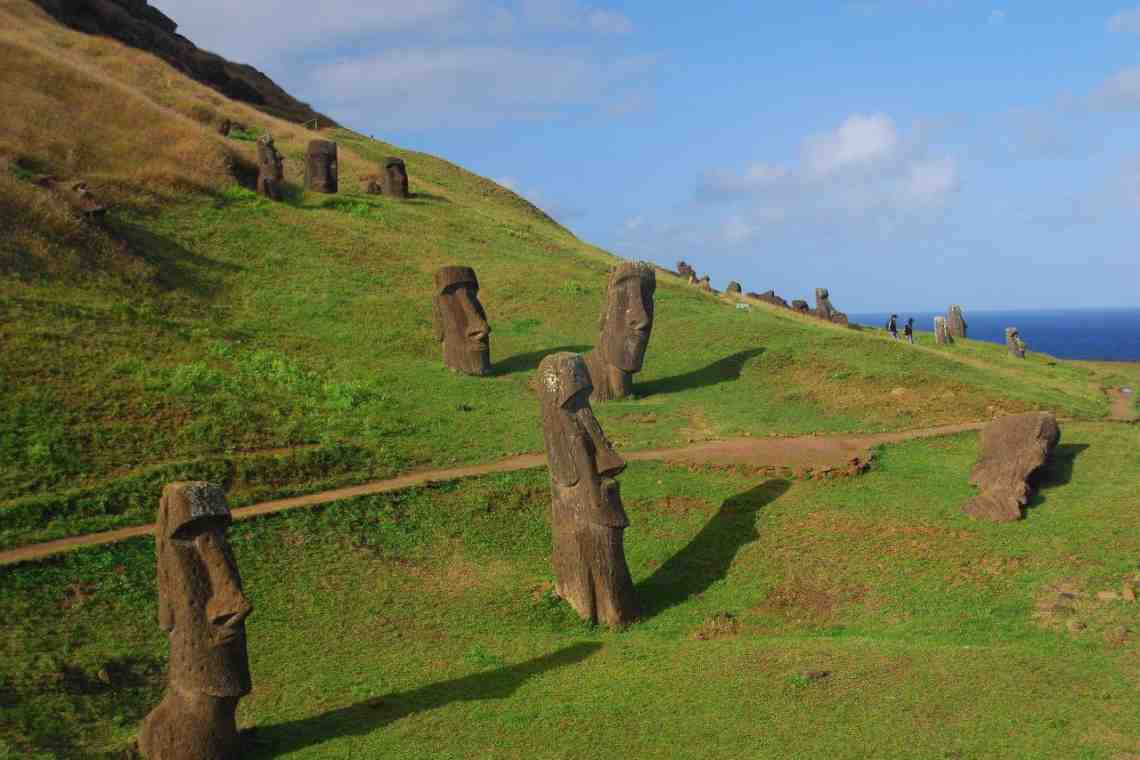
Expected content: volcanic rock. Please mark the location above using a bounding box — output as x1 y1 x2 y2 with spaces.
962 412 1061 522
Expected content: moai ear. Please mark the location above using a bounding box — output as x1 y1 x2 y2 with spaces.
432 295 445 343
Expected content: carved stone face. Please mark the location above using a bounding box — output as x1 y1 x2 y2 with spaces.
305 140 338 193
433 266 491 376
538 353 628 527
383 157 409 198
155 482 251 698
598 262 655 373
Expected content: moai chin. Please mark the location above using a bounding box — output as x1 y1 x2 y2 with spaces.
934 316 951 345
537 352 639 627
1006 327 1026 359
948 305 968 339
304 139 337 193
256 134 284 201
381 157 409 198
433 266 491 376
583 261 656 402
139 482 252 760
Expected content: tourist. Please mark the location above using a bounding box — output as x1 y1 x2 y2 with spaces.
904 318 914 344
887 314 899 340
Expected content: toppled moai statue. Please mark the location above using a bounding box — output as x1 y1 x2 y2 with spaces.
583 261 655 402
139 483 252 760
676 260 695 280
304 139 337 193
726 281 742 295
537 352 639 627
948 305 968 339
962 412 1060 523
433 266 491 376
255 134 284 201
752 290 790 309
698 275 712 292
790 299 811 313
814 287 849 325
934 316 951 345
1006 328 1026 359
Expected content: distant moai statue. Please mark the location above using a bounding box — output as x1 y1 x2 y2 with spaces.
814 288 849 325
726 281 743 295
139 483 252 760
1006 328 1026 359
698 275 712 292
583 261 656 402
255 134 284 201
790 299 811 313
688 272 699 286
948 305 968 339
676 260 695 280
304 139 338 193
380 157 409 198
433 266 491 376
537 352 639 627
934 316 951 345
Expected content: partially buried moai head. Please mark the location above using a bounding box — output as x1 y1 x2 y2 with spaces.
155 482 251 698
305 139 337 193
433 266 491 376
598 262 656 373
383 157 409 198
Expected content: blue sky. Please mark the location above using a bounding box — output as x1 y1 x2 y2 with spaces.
157 1 1139 311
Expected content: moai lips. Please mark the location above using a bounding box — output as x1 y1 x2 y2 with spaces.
304 139 337 193
538 352 639 627
583 261 656 402
139 482 251 760
433 266 491 376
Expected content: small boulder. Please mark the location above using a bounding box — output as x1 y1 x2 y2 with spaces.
962 412 1061 522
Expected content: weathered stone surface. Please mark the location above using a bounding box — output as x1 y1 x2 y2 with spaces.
790 299 811 313
584 261 655 402
433 266 491 376
815 287 849 325
698 275 712 292
948 304 968 339
962 412 1061 522
255 134 284 201
934 316 951 345
751 290 790 309
304 140 337 193
537 353 639 627
676 260 695 280
1006 327 1026 359
139 482 251 760
726 281 742 294
380 157 409 198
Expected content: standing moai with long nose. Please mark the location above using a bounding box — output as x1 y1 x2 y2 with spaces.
255 134 284 201
380 157 409 198
948 305 968 339
1006 327 1026 358
433 266 491 376
583 261 656 402
139 483 252 760
538 352 639 627
934 316 951 345
304 139 337 193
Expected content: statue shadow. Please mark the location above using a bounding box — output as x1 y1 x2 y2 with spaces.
1025 443 1089 510
108 220 243 298
636 348 765 397
493 345 591 376
243 642 601 757
638 479 791 619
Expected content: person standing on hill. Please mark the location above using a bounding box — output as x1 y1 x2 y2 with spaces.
904 317 914 344
887 314 899 340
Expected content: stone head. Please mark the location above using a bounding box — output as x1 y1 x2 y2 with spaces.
305 139 338 193
598 262 656 373
383 157 409 197
433 266 491 375
155 482 251 698
537 353 627 522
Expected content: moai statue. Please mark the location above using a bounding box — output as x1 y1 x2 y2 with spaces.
934 316 951 345
139 483 252 760
537 352 639 627
790 299 811 313
380 157 409 198
1006 328 1026 359
583 261 655 402
255 134 284 201
726 281 743 295
948 305 968 339
433 266 491 376
304 139 337 193
698 275 712 292
676 260 695 280
687 272 699 286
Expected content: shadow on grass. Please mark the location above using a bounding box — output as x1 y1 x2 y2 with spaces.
636 348 765 397
493 345 592 376
638 479 790 619
245 642 601 756
110 220 242 297
1026 443 1089 511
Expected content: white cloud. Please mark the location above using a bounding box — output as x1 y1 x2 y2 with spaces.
1108 7 1140 34
988 9 1006 25
805 113 900 175
899 157 959 206
1090 67 1140 111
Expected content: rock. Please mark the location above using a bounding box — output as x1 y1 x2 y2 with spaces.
750 290 790 309
962 412 1061 522
947 304 968 339
1005 327 1026 359
726 281 742 294
934 316 951 345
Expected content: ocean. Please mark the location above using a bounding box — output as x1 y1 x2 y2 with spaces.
848 308 1140 362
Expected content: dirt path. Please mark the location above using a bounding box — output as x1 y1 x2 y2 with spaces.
1109 388 1137 422
0 422 988 567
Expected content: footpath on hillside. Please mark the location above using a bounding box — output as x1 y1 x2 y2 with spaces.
0 422 987 567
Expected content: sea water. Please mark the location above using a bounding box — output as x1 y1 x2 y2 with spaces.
849 308 1140 362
